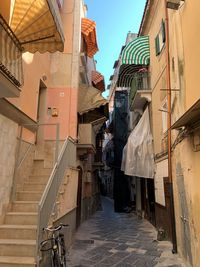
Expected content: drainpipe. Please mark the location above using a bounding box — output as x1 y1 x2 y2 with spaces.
165 0 177 253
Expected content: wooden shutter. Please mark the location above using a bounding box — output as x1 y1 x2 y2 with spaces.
161 19 166 43
155 35 160 56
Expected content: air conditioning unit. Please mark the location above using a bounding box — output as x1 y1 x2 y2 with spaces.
166 0 184 10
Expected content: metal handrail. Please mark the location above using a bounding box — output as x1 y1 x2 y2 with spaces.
36 137 76 265
12 123 60 201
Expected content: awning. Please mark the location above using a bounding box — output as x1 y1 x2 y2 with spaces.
172 99 200 129
78 84 108 115
9 0 65 53
121 107 154 178
117 64 146 87
121 35 150 65
91 70 105 92
92 117 107 134
81 18 98 58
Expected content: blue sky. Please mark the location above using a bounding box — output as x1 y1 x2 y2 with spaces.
84 0 147 97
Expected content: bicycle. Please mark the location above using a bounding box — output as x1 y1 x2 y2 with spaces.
40 223 68 267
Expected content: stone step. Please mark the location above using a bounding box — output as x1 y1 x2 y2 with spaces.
28 175 49 184
16 191 42 201
23 183 46 191
0 239 36 257
11 201 38 212
0 256 35 267
4 212 37 225
31 167 52 176
0 225 37 240
33 159 54 169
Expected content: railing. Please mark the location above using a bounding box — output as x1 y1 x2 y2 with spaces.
36 137 76 265
12 123 60 201
129 72 150 105
0 14 23 86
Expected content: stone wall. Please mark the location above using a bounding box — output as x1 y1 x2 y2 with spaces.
0 114 18 223
15 140 35 192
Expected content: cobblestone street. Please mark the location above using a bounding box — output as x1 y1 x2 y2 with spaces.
68 197 186 267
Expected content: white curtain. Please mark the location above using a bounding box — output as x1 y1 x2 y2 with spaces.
121 107 154 178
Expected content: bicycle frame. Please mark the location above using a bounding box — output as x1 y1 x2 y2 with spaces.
40 224 68 267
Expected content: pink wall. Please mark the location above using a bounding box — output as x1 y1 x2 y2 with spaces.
44 87 78 140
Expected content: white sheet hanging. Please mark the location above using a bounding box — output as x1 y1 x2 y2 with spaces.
121 107 154 178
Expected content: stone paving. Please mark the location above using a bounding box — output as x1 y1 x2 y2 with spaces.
67 197 186 267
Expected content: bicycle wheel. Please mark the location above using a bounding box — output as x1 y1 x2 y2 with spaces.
52 251 62 267
59 234 67 267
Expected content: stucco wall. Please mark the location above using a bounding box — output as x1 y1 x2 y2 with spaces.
170 1 200 266
44 0 80 140
0 114 18 223
172 137 199 267
180 0 200 109
142 0 167 156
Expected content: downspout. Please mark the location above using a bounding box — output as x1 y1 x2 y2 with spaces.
164 0 177 253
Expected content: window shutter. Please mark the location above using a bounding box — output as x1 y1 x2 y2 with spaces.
155 35 160 56
161 19 166 43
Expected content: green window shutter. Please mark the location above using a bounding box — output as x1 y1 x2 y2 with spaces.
161 19 166 43
155 35 160 56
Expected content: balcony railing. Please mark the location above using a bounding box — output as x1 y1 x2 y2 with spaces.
129 72 150 106
0 14 23 88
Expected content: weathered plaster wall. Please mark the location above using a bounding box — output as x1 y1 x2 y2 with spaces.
45 0 81 140
172 137 199 267
0 115 18 222
170 1 200 266
180 0 200 109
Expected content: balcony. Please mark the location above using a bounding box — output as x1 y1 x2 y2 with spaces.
77 123 96 158
129 72 151 111
0 15 22 98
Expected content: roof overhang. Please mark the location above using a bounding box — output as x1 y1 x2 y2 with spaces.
172 99 200 129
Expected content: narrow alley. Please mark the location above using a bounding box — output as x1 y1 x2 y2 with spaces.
68 197 185 267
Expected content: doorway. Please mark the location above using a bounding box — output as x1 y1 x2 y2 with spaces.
76 167 83 228
35 80 47 158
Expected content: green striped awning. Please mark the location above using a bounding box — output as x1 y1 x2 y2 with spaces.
121 36 150 65
117 64 145 87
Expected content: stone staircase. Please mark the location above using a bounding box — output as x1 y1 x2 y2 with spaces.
0 159 52 267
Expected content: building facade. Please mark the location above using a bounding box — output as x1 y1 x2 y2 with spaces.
0 0 107 266
138 0 200 266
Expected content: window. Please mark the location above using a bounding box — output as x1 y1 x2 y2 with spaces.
155 19 166 56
